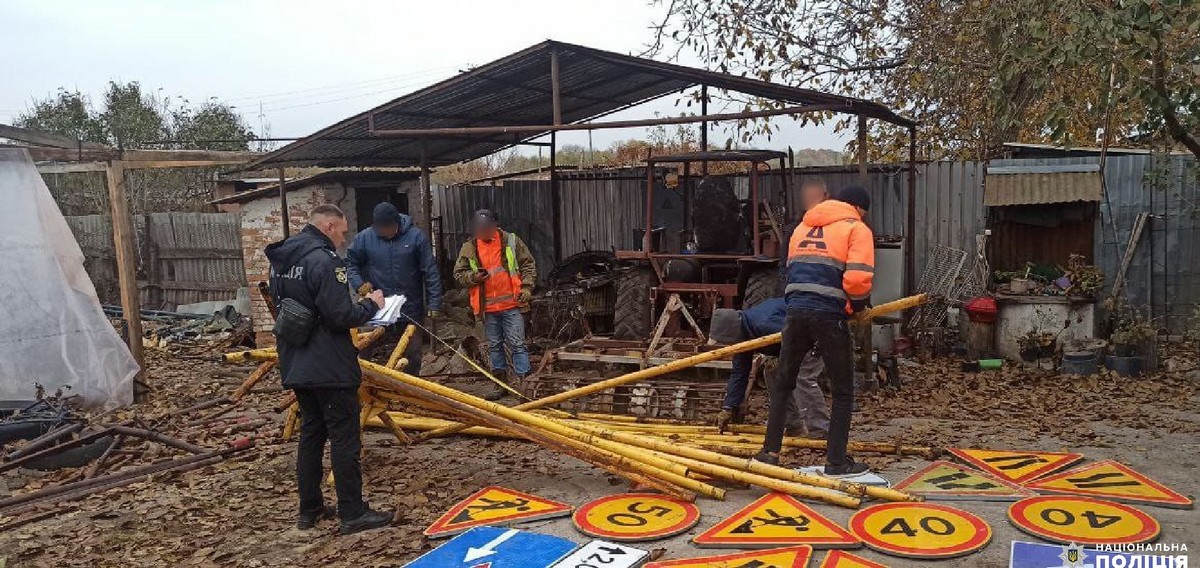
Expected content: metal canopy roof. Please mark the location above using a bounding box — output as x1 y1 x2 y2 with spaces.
243 40 913 171
647 150 787 163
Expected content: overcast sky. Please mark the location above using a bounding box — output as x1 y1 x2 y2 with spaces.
0 0 849 155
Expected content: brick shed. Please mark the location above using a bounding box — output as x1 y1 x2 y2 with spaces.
211 170 421 345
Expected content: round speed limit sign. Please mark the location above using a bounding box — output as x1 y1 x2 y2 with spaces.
573 493 701 542
1008 495 1161 545
849 502 992 559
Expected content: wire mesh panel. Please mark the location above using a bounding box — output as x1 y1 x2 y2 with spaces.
908 245 968 330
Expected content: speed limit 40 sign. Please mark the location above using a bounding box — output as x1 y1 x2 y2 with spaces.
573 494 701 542
848 502 992 559
1007 495 1161 545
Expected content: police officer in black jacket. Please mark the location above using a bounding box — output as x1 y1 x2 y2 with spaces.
265 204 392 535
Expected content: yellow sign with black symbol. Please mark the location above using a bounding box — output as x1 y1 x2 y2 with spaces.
573 493 700 542
693 492 860 549
1007 495 1161 545
893 460 1036 501
946 448 1083 484
1024 459 1195 509
424 486 573 538
645 545 814 568
848 502 992 560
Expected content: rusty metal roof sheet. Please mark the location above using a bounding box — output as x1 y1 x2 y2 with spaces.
240 40 912 171
984 164 1103 206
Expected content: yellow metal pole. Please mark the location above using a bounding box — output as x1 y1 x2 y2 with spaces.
359 361 726 499
386 324 417 369
644 448 862 508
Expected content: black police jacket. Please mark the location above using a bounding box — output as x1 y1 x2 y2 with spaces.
265 224 377 390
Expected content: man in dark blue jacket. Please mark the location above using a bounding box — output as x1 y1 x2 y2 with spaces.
346 203 443 374
709 298 830 437
266 204 392 535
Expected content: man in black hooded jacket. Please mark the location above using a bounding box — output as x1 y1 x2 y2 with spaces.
265 204 392 535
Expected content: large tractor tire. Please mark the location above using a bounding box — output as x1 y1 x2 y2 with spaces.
692 176 742 253
742 268 782 309
613 267 655 340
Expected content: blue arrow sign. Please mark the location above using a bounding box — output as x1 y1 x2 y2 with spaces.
404 527 579 568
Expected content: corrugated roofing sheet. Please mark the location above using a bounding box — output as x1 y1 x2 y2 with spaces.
241 40 912 171
983 164 1103 206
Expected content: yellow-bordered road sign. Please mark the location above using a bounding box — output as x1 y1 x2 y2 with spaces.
1007 495 1161 545
573 493 700 542
1024 460 1195 510
946 448 1083 484
645 545 814 568
893 460 1037 501
424 486 574 538
818 549 890 568
848 502 991 560
692 492 860 549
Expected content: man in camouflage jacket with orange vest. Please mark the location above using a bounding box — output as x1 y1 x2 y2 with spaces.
756 186 875 477
452 209 537 400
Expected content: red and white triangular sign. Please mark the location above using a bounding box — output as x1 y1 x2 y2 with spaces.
693 493 860 549
424 486 573 538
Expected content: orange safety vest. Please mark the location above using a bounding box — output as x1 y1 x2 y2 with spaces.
468 230 522 314
784 200 875 314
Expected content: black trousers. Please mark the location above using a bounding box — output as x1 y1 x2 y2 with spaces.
764 308 855 465
294 387 366 521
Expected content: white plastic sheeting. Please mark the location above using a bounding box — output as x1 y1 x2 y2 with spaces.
0 149 137 408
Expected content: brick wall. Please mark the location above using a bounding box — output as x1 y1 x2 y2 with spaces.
240 184 339 346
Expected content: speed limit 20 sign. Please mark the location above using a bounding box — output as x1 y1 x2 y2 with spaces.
573 494 701 542
1007 495 1161 545
848 502 992 559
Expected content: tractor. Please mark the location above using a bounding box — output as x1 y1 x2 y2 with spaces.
613 150 792 341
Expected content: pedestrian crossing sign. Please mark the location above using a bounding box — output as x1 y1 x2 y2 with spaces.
692 493 860 549
645 545 814 568
946 448 1084 484
893 460 1037 501
425 486 575 538
1024 460 1194 509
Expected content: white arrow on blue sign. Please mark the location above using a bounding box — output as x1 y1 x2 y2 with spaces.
403 527 579 568
550 540 649 568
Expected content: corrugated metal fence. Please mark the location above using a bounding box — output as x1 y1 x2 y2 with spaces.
66 212 245 309
435 157 1196 331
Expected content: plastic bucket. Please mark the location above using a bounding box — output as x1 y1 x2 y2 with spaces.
1062 351 1099 376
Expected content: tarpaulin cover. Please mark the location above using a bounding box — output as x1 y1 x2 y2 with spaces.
0 149 137 408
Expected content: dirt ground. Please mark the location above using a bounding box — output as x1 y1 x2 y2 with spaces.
2 346 1198 567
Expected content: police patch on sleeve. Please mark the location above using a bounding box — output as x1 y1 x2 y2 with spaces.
334 266 348 284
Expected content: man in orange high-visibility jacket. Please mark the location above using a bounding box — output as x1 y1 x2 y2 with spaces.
452 209 538 400
754 186 874 477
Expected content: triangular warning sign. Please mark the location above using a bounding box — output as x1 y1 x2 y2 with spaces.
893 460 1037 501
819 549 889 568
693 493 860 549
423 486 574 538
646 545 814 568
1025 460 1195 510
947 448 1083 484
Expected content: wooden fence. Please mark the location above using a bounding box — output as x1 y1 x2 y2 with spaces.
66 212 246 310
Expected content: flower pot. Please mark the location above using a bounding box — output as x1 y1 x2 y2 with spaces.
1106 355 1143 378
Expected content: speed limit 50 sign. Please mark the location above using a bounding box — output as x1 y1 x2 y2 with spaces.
848 502 992 559
573 494 701 542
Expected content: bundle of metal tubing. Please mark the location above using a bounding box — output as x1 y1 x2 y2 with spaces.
225 294 930 507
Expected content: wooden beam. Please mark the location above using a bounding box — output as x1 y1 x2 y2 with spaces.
857 114 868 185
22 147 261 165
278 167 289 238
36 162 108 174
0 124 108 150
105 161 145 400
550 48 563 126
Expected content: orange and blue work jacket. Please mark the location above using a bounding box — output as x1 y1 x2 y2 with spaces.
784 200 875 316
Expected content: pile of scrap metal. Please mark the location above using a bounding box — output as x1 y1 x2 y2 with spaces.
0 404 256 532
104 304 253 353
529 251 622 341
226 294 937 508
